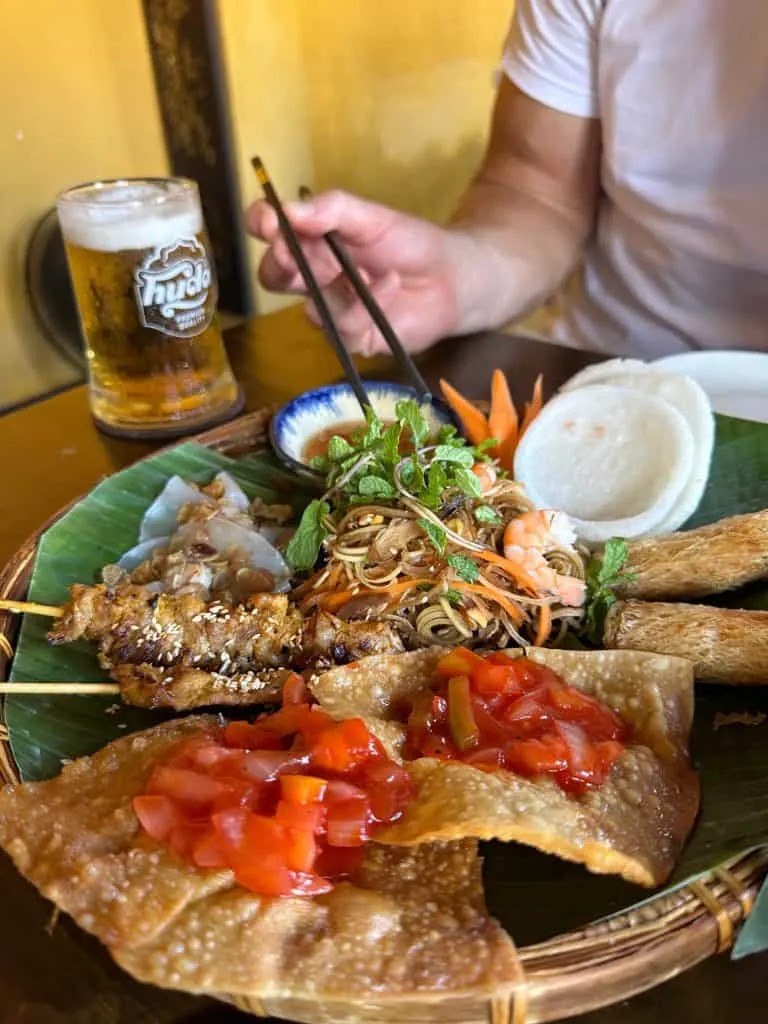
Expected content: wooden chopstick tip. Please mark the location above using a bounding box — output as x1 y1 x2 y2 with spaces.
251 156 269 188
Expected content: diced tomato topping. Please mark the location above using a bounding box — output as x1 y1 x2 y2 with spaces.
240 749 309 782
405 650 627 795
147 766 234 811
135 697 414 900
484 651 517 666
168 822 209 860
326 796 371 847
472 662 522 697
210 778 257 813
223 721 281 750
280 774 327 805
285 826 319 873
282 672 310 705
211 807 250 848
234 858 295 898
133 794 185 841
464 746 505 769
311 717 379 772
192 828 230 869
436 646 487 679
275 799 326 833
504 735 569 776
359 760 415 823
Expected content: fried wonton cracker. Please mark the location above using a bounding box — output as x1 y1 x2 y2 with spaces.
310 648 700 887
0 718 521 1010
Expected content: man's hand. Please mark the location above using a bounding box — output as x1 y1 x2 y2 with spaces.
246 191 464 357
246 79 600 354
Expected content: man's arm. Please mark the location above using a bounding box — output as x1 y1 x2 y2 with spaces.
246 4 602 356
447 75 601 334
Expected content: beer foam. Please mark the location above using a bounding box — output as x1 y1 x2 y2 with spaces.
58 182 203 252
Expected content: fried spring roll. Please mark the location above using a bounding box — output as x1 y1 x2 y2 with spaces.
604 600 768 685
617 510 768 601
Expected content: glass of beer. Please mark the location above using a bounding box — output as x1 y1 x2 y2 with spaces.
56 177 243 438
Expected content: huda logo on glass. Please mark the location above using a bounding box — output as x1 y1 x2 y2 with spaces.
134 237 215 338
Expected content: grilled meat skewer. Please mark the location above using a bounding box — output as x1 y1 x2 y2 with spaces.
45 584 404 708
48 585 303 674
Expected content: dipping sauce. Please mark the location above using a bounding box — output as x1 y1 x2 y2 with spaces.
405 647 627 795
133 675 415 898
303 420 395 462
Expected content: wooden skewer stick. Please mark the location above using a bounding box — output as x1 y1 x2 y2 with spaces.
0 682 120 695
0 599 63 618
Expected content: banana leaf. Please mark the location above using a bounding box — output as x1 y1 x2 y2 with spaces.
3 421 768 954
5 442 310 781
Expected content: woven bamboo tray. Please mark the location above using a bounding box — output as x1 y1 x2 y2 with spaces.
1 406 767 1024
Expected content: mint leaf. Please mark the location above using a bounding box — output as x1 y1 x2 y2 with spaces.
418 518 447 555
443 588 463 606
475 437 499 453
597 538 630 584
582 537 635 643
433 445 474 466
310 454 328 471
327 435 354 461
380 421 403 464
400 456 424 494
423 462 447 508
453 466 483 498
446 553 479 583
360 405 383 446
285 499 329 570
358 475 397 499
474 505 502 525
435 424 458 444
396 399 429 447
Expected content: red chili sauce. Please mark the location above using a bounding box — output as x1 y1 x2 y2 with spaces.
133 674 414 898
405 647 627 795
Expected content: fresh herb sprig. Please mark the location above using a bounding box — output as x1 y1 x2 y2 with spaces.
582 538 636 644
285 399 493 571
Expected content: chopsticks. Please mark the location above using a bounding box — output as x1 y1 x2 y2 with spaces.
298 185 431 401
251 156 431 407
252 158 370 413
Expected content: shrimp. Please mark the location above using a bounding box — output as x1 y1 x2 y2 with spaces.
503 510 585 608
471 462 497 494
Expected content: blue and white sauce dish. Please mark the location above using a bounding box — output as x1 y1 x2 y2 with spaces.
270 381 455 481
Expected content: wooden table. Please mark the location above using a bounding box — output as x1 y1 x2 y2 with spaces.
0 305 765 1023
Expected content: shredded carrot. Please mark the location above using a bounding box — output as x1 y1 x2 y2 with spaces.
315 588 360 613
439 379 490 445
452 581 525 627
519 373 544 441
291 562 344 601
496 432 518 473
474 548 541 595
314 578 424 613
489 369 518 450
534 602 552 647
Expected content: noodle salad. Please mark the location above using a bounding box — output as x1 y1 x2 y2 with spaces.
286 400 589 650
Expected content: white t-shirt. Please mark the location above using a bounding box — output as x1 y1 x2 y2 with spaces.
503 0 768 357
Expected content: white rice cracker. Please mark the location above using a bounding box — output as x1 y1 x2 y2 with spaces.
561 362 714 533
514 385 695 545
561 359 657 392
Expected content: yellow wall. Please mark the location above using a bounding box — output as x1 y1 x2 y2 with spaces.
0 0 510 407
220 0 511 314
0 0 167 409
